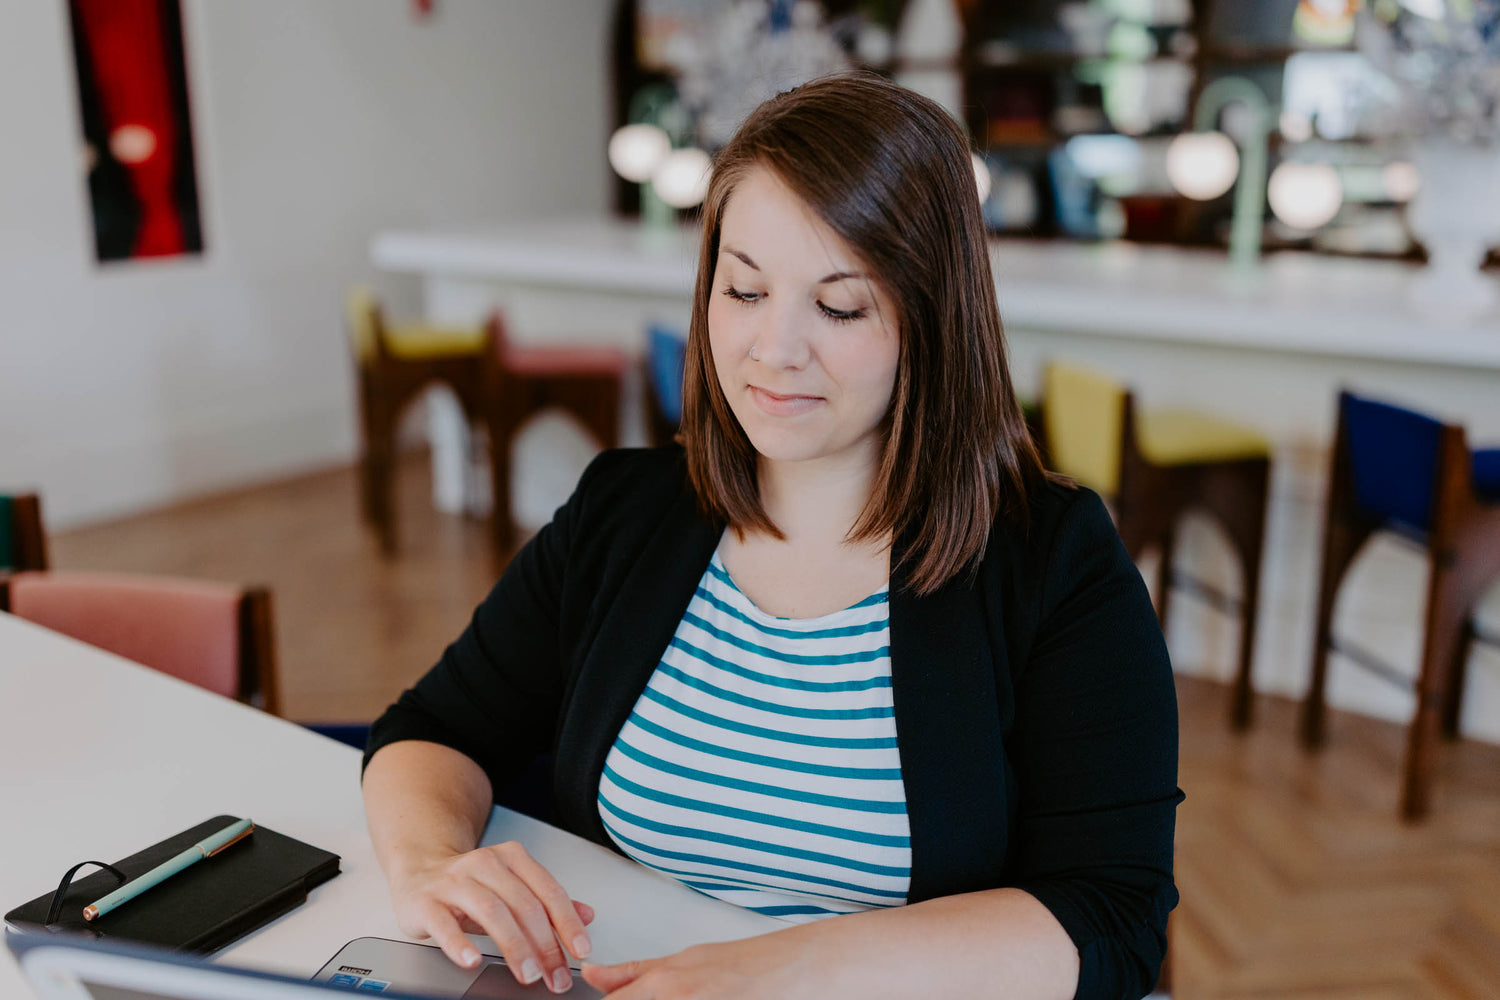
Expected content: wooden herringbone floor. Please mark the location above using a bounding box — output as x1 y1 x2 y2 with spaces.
1176 679 1500 999
49 455 1500 999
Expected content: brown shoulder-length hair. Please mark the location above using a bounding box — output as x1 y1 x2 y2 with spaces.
680 71 1050 596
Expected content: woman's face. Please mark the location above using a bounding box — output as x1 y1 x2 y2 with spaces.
707 166 901 472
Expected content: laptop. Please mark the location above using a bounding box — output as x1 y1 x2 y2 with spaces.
7 930 604 1000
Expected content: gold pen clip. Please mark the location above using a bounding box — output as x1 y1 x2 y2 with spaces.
206 822 256 857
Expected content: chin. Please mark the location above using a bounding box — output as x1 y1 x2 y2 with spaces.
741 421 859 467
733 415 823 463
747 438 830 464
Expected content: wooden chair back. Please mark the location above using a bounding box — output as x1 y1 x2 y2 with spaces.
0 493 48 571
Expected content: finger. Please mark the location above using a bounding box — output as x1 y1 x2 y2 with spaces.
417 899 483 970
470 867 573 992
581 959 650 993
573 900 596 925
599 974 661 1000
446 878 548 987
500 843 595 962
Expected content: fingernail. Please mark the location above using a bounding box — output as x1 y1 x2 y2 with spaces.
461 947 480 967
551 967 573 993
519 958 542 984
572 934 592 958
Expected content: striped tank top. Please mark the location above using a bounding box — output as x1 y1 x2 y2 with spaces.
596 549 911 922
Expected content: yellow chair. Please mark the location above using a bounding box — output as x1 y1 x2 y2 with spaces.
1042 362 1273 728
346 286 489 556
346 287 628 559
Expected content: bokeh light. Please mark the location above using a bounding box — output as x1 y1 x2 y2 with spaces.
1268 162 1344 229
1166 131 1239 200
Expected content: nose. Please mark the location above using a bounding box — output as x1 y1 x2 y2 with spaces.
752 298 813 371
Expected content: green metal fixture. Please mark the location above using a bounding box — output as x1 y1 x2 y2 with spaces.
1193 76 1275 270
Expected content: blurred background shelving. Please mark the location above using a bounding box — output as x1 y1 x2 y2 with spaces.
610 0 1461 264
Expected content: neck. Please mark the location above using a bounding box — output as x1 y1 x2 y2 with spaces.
757 443 884 546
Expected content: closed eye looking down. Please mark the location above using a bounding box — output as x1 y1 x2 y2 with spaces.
719 284 868 324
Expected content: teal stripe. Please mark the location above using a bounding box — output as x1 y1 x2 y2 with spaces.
626 714 903 779
603 762 907 847
708 561 887 614
846 591 889 610
682 880 764 894
655 661 895 720
750 904 840 917
679 613 891 672
694 586 889 641
599 814 909 899
673 628 891 680
639 688 898 749
676 873 900 907
612 736 906 814
603 763 910 848
598 791 911 877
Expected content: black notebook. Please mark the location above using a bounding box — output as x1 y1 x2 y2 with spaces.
4 815 340 954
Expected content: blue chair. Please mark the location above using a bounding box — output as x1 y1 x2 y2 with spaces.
1301 390 1500 819
645 325 687 447
305 724 372 751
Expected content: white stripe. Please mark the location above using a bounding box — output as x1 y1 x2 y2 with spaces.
616 722 908 802
596 799 909 902
679 601 892 660
699 571 889 630
600 762 913 848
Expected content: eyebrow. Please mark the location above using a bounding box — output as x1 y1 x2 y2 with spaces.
721 247 864 285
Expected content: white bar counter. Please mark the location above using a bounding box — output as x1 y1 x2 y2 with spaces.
372 217 1500 745
372 217 1500 369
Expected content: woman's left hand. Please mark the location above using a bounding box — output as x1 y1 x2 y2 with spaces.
579 927 837 1000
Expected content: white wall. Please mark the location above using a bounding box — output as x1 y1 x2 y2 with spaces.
0 0 610 527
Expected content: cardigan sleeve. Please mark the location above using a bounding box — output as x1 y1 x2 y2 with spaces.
360 451 611 795
1006 487 1182 1000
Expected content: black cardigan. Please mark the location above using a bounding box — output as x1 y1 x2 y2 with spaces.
365 446 1181 1000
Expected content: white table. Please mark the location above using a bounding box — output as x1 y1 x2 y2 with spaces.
0 612 780 998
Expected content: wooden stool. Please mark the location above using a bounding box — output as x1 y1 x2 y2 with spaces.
346 287 487 556
0 493 48 571
1042 362 1272 728
1300 390 1500 820
483 312 629 557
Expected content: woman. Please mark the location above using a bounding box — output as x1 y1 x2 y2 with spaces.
362 72 1180 1000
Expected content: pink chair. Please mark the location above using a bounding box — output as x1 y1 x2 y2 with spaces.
0 571 280 715
484 311 628 557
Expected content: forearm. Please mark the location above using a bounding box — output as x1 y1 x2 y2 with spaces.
809 888 1078 1000
362 740 495 884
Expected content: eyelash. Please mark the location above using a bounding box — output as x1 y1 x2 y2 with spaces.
720 285 865 325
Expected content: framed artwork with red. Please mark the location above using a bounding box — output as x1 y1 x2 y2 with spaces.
67 0 205 263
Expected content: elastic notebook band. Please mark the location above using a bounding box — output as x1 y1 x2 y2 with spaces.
46 861 127 926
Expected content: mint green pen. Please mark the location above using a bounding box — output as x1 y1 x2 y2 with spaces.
83 818 255 922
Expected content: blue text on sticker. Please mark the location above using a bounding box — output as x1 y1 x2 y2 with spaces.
356 981 391 993
329 973 362 987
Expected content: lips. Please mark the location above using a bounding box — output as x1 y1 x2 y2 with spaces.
749 385 824 416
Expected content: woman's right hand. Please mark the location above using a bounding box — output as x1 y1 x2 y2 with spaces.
388 839 595 994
